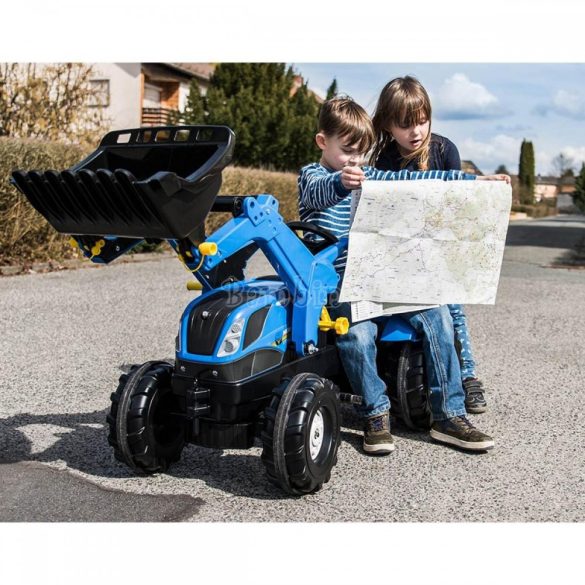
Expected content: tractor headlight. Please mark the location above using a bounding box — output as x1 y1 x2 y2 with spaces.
217 317 245 357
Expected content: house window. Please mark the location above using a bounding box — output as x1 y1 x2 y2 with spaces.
143 83 162 108
88 79 110 107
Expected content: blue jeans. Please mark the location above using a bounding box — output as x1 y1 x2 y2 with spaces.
448 304 477 380
330 303 467 422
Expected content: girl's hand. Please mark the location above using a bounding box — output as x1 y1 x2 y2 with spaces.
477 174 511 184
341 163 365 190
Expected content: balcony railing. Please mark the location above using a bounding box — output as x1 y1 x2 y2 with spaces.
141 107 179 126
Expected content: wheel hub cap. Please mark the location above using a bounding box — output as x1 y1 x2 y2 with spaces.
309 410 325 460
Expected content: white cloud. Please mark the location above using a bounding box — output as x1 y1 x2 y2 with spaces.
458 135 585 175
560 146 585 165
535 89 585 119
459 134 521 174
534 146 585 175
433 74 509 120
552 90 585 119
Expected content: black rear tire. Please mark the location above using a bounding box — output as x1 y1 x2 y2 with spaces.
107 361 186 474
261 373 341 495
380 342 431 431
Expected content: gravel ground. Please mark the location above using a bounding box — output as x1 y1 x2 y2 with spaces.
1 215 584 522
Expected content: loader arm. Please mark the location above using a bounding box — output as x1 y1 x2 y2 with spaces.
178 195 345 356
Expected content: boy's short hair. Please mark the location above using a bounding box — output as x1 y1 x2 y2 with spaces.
318 96 375 153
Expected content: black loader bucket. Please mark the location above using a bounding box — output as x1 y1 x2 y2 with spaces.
11 125 235 240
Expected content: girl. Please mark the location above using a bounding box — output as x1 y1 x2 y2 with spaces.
370 75 487 414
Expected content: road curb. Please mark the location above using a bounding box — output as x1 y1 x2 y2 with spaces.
0 251 174 277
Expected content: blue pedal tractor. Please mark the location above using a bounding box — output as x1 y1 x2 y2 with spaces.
12 126 430 495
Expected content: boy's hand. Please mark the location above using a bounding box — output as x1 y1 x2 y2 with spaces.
477 174 511 184
341 162 365 190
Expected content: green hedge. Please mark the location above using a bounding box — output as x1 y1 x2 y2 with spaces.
0 138 300 265
0 138 91 264
511 202 558 218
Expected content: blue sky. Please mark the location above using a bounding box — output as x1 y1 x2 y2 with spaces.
291 64 585 176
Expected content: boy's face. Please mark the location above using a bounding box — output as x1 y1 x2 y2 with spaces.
316 132 364 171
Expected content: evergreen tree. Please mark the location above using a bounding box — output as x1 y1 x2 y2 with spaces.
573 163 585 213
180 79 206 124
204 63 295 170
288 82 321 170
177 63 322 171
518 139 535 204
326 78 338 100
494 164 509 175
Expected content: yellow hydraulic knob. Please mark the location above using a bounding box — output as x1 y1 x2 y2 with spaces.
90 239 106 257
318 308 349 335
69 237 79 249
198 242 218 256
186 280 203 291
334 317 349 335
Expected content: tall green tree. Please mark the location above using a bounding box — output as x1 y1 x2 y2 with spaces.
573 163 585 213
205 63 294 170
179 79 206 124
518 139 535 204
326 78 338 100
288 82 321 170
179 63 326 171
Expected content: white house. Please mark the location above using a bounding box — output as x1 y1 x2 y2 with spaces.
90 63 215 130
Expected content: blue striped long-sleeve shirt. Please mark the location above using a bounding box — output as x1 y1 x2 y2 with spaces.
297 163 476 275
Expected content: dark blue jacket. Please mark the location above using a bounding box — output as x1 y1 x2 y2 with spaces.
376 133 461 172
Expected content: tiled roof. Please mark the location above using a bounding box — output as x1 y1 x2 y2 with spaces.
535 175 559 185
168 63 216 80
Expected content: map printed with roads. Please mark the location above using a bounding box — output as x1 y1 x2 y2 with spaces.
340 180 512 321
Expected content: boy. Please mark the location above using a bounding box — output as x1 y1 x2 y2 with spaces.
298 96 509 455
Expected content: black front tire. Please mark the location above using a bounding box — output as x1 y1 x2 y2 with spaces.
107 361 186 474
261 373 341 495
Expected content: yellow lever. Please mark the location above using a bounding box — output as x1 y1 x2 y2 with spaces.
184 241 219 274
198 242 218 256
186 280 203 291
90 239 106 258
318 307 349 335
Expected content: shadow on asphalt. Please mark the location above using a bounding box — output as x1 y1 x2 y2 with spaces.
506 217 585 250
0 409 293 500
0 394 490 499
0 409 130 476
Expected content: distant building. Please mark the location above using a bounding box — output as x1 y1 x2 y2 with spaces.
91 63 214 130
90 64 324 132
290 74 324 103
534 174 575 202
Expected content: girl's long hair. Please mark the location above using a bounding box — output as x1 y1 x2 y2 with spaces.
370 76 432 170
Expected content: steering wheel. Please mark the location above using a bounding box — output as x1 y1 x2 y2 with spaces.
286 221 339 254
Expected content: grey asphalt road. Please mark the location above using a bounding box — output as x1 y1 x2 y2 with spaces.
1 214 584 522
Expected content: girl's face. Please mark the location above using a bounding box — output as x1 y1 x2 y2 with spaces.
389 118 430 154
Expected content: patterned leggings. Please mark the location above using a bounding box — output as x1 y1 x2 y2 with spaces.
447 304 477 380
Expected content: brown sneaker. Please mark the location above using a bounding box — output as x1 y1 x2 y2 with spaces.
430 416 494 451
363 412 395 455
463 378 488 414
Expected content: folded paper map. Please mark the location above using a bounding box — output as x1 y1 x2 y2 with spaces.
339 180 512 321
